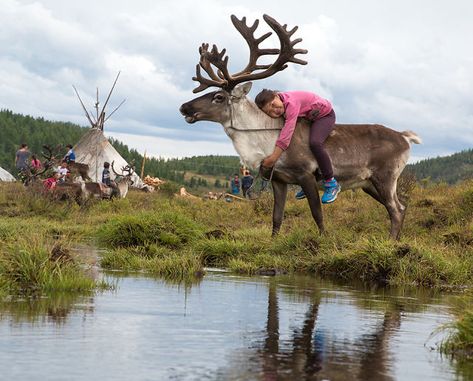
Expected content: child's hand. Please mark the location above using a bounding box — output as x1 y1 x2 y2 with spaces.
262 147 283 168
306 109 320 121
262 155 277 168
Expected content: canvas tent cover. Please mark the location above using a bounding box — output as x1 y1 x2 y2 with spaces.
74 128 144 187
0 167 16 182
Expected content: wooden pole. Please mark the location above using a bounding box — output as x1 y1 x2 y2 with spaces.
140 150 147 179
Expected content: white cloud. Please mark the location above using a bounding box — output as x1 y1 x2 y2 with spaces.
108 131 235 159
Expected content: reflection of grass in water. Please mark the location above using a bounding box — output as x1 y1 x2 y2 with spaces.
0 292 93 324
0 236 111 296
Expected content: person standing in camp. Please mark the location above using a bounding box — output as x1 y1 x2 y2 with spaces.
63 144 76 164
31 155 42 172
230 174 240 195
241 170 254 198
15 143 30 173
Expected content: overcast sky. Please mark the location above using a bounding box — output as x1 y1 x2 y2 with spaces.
1 0 472 162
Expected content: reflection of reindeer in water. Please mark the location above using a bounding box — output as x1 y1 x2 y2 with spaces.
235 281 403 381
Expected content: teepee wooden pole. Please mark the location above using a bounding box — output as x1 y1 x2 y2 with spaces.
104 98 126 123
140 150 147 179
96 88 99 122
99 71 121 124
73 85 95 127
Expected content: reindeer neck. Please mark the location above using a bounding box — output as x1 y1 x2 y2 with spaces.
223 97 283 169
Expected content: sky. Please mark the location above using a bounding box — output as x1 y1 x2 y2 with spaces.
1 0 472 162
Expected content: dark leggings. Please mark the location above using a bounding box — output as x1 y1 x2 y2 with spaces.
309 109 336 181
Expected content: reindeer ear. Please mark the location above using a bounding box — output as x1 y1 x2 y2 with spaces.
232 82 252 98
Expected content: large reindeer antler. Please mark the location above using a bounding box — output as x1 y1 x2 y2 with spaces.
192 14 308 93
111 161 134 177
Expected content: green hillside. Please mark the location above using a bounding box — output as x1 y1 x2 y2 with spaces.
0 109 240 190
407 149 473 184
2 109 471 187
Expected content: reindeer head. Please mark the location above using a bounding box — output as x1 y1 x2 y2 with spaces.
180 14 308 126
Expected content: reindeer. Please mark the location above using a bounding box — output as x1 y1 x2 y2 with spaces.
27 144 91 182
21 145 57 186
66 161 91 182
81 161 134 200
180 14 421 240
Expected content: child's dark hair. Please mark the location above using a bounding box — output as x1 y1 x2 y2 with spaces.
255 89 278 109
20 143 27 148
66 144 73 149
103 162 110 169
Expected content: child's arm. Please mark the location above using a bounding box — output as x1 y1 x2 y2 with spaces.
262 101 300 167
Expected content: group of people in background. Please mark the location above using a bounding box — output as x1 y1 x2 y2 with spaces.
230 170 254 198
14 143 76 190
15 142 115 192
43 144 76 190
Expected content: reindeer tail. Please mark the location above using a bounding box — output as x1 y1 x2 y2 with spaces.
401 130 422 145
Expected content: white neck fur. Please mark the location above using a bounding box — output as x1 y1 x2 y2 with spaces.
222 97 283 169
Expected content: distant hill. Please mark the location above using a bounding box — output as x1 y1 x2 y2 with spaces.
0 109 240 190
2 109 470 187
407 149 473 184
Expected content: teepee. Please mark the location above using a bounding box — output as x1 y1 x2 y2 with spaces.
72 72 144 187
0 166 15 182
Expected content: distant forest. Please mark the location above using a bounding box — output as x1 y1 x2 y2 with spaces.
1 109 471 186
407 150 473 184
0 110 241 189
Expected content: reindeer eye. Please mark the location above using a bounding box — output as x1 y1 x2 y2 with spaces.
213 93 225 103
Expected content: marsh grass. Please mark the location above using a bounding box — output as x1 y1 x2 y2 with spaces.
0 237 110 295
438 293 473 362
97 210 204 248
100 247 203 282
1 180 473 289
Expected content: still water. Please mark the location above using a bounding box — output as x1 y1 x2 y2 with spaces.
0 271 471 381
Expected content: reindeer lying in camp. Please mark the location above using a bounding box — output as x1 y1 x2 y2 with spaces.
180 14 421 240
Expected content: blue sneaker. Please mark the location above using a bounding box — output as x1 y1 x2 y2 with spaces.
295 189 306 200
321 178 341 204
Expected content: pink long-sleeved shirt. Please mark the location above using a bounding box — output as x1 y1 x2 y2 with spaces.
276 91 332 150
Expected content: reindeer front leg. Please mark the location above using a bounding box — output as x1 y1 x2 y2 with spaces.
271 180 288 236
300 176 325 234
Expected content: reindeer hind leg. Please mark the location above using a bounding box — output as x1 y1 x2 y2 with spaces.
368 177 405 240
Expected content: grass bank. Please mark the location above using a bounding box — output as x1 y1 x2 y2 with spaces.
1 179 472 289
